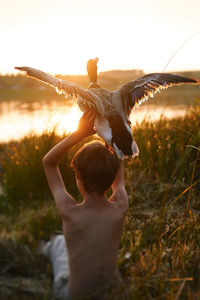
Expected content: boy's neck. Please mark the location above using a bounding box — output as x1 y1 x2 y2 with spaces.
83 192 107 206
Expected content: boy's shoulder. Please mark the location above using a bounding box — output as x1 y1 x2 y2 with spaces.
109 187 129 211
55 192 77 219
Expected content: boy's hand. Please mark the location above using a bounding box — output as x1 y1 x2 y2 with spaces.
76 109 96 138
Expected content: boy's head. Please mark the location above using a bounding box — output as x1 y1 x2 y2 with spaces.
71 141 120 195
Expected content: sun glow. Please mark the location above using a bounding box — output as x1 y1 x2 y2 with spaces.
1 0 200 75
56 106 83 135
0 101 83 142
0 99 190 143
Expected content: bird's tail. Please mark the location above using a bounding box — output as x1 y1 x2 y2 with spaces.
131 139 139 158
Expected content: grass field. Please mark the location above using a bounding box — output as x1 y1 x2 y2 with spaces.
0 103 200 299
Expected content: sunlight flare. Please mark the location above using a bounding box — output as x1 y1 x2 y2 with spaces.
56 106 83 134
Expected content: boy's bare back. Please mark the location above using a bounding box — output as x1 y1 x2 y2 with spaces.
62 195 128 296
43 110 129 298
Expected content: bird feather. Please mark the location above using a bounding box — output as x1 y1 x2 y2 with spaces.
14 66 96 110
120 73 198 115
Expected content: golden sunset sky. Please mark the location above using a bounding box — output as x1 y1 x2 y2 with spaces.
1 0 200 75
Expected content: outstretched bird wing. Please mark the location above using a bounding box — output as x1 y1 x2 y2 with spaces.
15 66 96 108
120 73 198 115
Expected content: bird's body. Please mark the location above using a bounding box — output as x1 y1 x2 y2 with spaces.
15 62 198 159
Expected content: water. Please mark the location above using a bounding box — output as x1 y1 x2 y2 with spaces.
0 100 187 142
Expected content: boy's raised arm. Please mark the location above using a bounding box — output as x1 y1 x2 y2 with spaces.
109 160 129 209
43 109 96 214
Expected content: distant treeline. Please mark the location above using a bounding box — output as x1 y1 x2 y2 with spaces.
0 69 144 91
0 69 199 103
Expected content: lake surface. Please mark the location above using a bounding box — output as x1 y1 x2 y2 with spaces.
0 100 187 142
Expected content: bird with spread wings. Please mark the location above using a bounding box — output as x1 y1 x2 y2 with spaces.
15 60 199 159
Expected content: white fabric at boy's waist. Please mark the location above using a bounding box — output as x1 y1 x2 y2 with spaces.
42 235 71 299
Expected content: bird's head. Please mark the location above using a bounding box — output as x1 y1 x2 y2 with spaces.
87 58 99 87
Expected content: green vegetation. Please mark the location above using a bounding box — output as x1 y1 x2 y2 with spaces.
0 106 200 299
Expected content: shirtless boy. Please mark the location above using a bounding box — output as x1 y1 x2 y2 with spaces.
43 109 129 299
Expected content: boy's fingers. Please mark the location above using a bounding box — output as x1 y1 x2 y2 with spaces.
81 110 90 120
85 109 96 121
89 112 96 122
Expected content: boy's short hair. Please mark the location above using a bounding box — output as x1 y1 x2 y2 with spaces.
71 141 120 195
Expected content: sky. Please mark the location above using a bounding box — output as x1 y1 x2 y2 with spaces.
1 0 200 75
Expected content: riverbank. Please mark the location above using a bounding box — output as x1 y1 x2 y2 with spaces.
0 108 200 299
